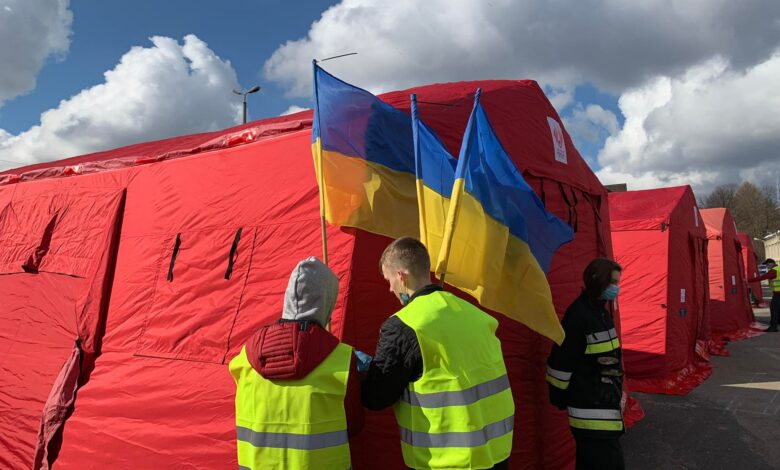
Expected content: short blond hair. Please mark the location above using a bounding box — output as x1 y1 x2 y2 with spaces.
380 237 430 278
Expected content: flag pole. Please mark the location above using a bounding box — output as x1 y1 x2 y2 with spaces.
312 60 329 265
435 89 482 286
410 94 428 248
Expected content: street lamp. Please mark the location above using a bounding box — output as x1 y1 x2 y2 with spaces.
233 85 261 124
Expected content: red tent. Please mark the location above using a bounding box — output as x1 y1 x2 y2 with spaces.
700 209 756 343
737 232 765 306
608 186 712 395
0 80 623 469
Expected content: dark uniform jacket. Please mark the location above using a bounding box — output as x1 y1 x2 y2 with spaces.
546 292 625 438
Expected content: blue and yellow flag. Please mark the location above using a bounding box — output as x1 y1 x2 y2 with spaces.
427 90 573 344
312 63 418 239
410 94 457 258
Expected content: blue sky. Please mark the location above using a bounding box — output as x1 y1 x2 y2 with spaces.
0 0 337 134
0 0 778 193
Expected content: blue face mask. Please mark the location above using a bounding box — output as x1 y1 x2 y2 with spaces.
399 292 411 305
600 284 619 301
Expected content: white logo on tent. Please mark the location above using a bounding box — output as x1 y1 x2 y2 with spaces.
681 288 686 303
547 117 567 164
732 275 736 286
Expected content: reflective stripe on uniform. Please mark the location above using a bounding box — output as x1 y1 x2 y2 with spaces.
546 366 572 381
586 328 617 344
567 407 623 431
399 415 514 448
584 328 620 354
568 407 622 420
400 375 510 408
236 426 348 450
585 338 621 354
569 417 624 431
546 366 572 390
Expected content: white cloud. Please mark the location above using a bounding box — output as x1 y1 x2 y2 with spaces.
597 53 780 193
264 0 780 100
280 104 309 116
0 0 72 104
563 104 619 145
0 35 242 170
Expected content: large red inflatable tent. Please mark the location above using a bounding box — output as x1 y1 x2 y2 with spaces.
0 80 625 469
608 186 712 395
700 209 756 343
738 232 765 307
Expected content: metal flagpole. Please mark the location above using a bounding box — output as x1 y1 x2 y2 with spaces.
312 60 329 265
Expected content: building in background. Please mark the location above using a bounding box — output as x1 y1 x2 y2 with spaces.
765 231 780 262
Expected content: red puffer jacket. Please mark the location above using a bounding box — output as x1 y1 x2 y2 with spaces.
245 320 364 438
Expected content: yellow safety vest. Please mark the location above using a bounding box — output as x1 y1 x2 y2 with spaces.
393 291 515 469
771 266 780 293
229 343 353 470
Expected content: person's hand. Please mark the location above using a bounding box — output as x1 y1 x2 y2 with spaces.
354 350 372 373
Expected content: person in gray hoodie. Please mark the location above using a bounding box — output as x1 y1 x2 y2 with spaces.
229 257 364 469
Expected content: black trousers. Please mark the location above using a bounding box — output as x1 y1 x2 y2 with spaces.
574 435 625 470
770 293 780 328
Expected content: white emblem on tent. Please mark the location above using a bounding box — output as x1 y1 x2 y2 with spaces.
731 275 736 286
680 288 686 303
547 117 567 164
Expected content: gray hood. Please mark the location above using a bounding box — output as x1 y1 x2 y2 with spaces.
282 257 339 327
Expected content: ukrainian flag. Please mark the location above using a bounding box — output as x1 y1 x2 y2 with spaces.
418 90 573 344
410 94 457 260
312 63 418 239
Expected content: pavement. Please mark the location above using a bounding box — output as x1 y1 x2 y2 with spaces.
623 284 779 470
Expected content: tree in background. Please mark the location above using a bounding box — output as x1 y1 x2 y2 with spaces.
702 181 780 260
701 184 737 210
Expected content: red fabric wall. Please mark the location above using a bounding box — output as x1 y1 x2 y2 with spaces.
738 232 764 306
701 209 754 338
0 183 124 469
609 187 711 395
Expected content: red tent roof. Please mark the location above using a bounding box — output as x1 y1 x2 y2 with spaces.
701 208 738 239
610 185 691 231
1 80 603 196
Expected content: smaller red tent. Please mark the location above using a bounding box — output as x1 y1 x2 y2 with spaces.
738 232 764 307
609 186 712 395
700 209 756 344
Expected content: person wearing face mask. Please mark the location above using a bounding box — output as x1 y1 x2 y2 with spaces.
362 237 515 470
546 257 625 470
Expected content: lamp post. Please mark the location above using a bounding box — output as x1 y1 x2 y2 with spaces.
233 85 261 124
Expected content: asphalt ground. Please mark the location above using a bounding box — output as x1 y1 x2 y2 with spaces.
623 284 779 470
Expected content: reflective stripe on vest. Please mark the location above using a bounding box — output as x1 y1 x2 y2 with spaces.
400 374 511 408
568 407 624 432
393 291 515 469
235 426 349 450
585 328 620 354
229 342 353 470
399 415 515 448
771 267 780 292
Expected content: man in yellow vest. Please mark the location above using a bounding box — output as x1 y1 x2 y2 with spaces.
749 258 779 332
229 257 363 469
362 237 515 469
